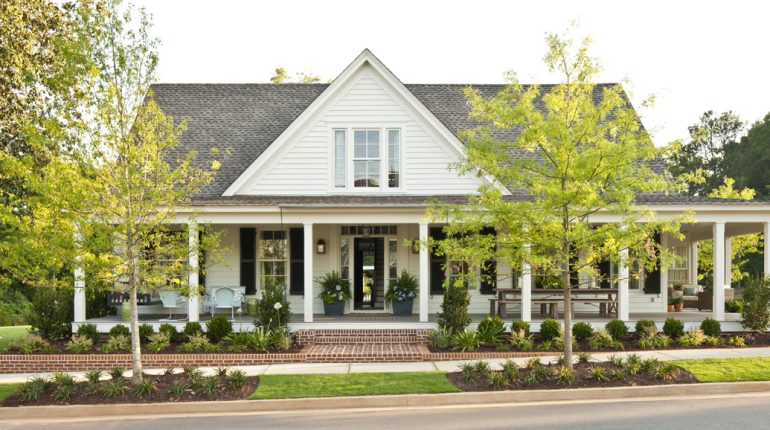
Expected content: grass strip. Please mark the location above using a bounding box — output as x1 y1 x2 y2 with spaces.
250 371 459 399
673 357 770 382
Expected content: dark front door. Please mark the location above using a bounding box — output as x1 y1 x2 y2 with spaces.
354 237 384 310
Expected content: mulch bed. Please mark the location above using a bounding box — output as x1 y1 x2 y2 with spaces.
2 372 260 407
447 361 697 392
2 338 303 355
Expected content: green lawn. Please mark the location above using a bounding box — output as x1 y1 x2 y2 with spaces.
0 384 22 403
249 371 459 400
674 357 770 382
0 326 29 350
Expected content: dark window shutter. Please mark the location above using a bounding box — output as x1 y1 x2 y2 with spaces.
480 227 496 294
569 244 579 288
240 228 256 295
644 231 662 294
198 230 206 289
598 260 611 289
289 228 304 295
429 227 447 294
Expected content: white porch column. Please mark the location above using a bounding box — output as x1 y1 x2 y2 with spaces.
73 230 86 324
418 222 429 323
764 222 770 276
618 246 630 322
303 222 314 323
187 221 200 322
724 236 732 289
713 222 726 321
521 244 532 322
690 241 699 285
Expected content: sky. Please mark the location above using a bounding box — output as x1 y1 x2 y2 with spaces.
134 0 770 146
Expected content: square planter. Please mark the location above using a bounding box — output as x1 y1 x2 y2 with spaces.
323 300 345 316
391 299 414 316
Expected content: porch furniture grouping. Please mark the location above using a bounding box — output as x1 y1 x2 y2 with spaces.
489 288 618 319
203 285 246 320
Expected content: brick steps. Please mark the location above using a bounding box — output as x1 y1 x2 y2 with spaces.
303 344 424 362
295 328 431 346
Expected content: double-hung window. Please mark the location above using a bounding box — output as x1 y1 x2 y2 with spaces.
335 128 402 190
353 130 381 188
259 230 287 288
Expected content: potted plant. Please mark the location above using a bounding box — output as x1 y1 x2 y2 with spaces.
386 270 418 316
667 296 675 312
672 296 684 312
318 271 351 316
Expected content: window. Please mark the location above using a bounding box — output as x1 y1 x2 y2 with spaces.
259 231 287 288
340 238 350 280
334 130 346 188
388 129 400 188
668 245 689 285
388 238 398 288
353 130 380 188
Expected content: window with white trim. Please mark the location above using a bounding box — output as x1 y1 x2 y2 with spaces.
259 230 287 288
353 130 381 188
387 129 400 188
334 130 346 188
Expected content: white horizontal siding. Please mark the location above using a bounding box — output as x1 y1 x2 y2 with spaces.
239 65 481 196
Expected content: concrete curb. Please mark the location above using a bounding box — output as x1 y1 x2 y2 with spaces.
3 381 770 421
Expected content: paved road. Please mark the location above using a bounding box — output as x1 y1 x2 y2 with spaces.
6 393 770 430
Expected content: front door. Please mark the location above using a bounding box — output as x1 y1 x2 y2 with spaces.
354 237 384 310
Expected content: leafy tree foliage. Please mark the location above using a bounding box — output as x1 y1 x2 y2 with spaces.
270 67 322 83
725 113 770 197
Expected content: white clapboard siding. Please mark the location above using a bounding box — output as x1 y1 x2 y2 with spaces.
239 65 482 195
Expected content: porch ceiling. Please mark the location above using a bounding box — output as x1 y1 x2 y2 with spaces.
681 222 764 241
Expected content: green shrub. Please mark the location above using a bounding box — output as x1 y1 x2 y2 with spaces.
588 365 608 382
0 287 33 326
134 380 156 398
726 298 744 313
76 324 99 344
7 334 52 354
634 320 656 336
501 360 518 382
655 362 679 381
108 366 126 379
20 377 49 402
145 332 171 353
437 284 471 334
742 276 770 332
678 329 707 347
487 371 507 389
85 370 102 384
476 315 507 346
555 366 574 385
109 325 130 338
206 315 233 342
662 317 685 339
222 332 250 352
700 318 721 337
227 369 247 389
101 334 130 353
178 332 220 353
510 320 530 336
589 330 623 350
427 328 453 350
28 287 72 341
183 322 203 339
638 326 671 349
605 319 628 341
65 335 93 354
102 380 127 398
578 352 591 363
270 327 293 351
572 322 594 342
729 335 746 347
459 362 477 382
539 318 561 342
244 327 272 352
509 329 534 350
159 323 178 341
138 324 154 343
254 283 290 330
451 330 480 352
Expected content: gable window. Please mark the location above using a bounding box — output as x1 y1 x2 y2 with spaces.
388 129 400 188
353 130 380 188
334 130 346 188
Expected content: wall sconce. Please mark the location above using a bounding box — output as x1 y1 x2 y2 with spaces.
316 239 326 254
412 238 420 254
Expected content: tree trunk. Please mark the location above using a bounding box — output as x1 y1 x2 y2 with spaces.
129 285 143 384
562 248 573 370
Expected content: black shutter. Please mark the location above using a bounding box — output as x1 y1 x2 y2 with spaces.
289 228 304 295
374 237 385 306
429 227 447 294
598 260 611 289
569 244 579 288
480 227 496 294
240 228 256 295
644 231 662 294
198 230 206 289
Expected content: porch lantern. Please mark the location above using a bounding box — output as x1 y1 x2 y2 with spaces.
316 239 326 254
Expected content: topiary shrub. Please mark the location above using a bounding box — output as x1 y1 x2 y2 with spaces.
76 323 100 344
437 285 471 334
634 320 656 336
476 315 506 346
700 318 721 337
109 324 130 338
539 318 561 342
605 319 628 342
138 323 154 343
510 320 530 336
572 321 594 342
254 283 290 330
206 315 233 342
662 317 685 339
28 287 72 341
742 276 770 333
183 322 203 339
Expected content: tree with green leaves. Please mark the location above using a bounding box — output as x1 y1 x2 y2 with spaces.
724 113 770 197
667 111 744 196
428 30 687 368
46 0 222 384
270 67 322 84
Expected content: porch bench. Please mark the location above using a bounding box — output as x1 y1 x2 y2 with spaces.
489 298 522 317
532 299 560 319
569 298 617 316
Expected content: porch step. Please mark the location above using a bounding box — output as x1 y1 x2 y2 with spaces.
303 343 424 362
295 329 431 346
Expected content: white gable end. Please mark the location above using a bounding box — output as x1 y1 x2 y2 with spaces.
232 62 486 196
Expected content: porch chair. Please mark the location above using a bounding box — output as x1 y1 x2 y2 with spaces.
213 286 240 320
159 290 187 321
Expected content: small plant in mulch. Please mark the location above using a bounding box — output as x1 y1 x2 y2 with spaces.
447 357 696 392
3 370 259 407
65 335 94 354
